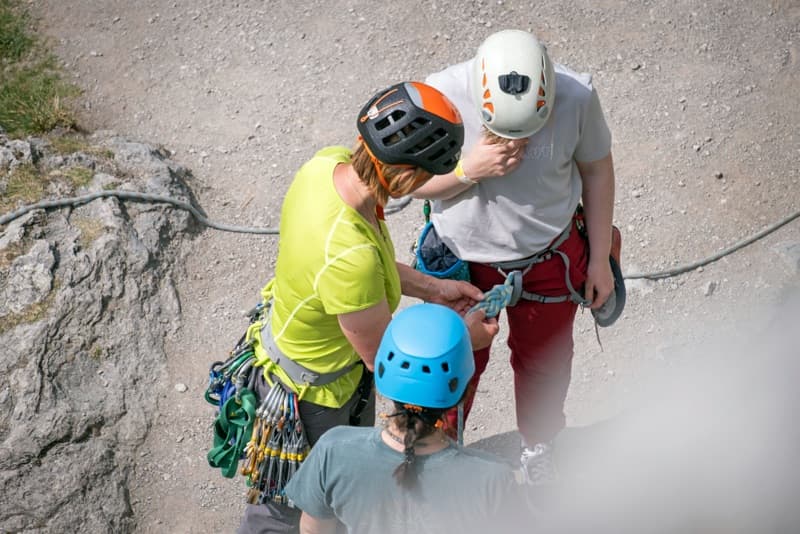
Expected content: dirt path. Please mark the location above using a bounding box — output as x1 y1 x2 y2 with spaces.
36 0 799 531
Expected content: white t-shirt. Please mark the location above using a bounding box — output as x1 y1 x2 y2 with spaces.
425 59 612 263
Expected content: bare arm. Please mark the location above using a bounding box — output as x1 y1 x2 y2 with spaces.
299 512 338 534
337 299 392 371
578 152 616 308
412 134 528 200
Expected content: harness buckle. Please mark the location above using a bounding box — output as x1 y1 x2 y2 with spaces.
508 270 524 307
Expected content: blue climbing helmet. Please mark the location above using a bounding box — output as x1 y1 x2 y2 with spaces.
375 303 475 409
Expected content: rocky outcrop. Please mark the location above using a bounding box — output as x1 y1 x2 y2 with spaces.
0 132 199 533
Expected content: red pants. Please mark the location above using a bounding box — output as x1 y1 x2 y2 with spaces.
444 221 589 445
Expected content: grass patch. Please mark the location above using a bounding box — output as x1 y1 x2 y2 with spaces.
65 166 93 188
74 216 104 248
0 0 79 137
0 0 33 61
49 134 115 159
0 162 47 212
0 284 55 335
0 239 26 270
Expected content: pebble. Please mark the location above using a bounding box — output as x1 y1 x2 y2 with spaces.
175 383 188 393
714 171 724 179
704 281 717 297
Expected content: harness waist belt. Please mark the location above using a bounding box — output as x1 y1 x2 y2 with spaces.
489 222 573 271
260 317 358 387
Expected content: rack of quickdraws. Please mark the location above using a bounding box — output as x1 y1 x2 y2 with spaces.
205 308 310 505
242 380 309 504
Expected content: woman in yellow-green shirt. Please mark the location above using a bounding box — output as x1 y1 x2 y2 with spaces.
238 82 499 533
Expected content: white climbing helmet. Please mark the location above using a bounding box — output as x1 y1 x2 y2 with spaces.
472 29 556 139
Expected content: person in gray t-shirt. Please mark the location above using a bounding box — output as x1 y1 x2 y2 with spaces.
413 29 617 482
284 303 527 534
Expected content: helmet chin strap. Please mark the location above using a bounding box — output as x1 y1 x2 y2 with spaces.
358 136 395 197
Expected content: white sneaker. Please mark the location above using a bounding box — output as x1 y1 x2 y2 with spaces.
520 442 557 485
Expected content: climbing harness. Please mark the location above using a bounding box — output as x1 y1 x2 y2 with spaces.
465 211 627 348
204 296 314 504
205 281 369 506
258 309 359 387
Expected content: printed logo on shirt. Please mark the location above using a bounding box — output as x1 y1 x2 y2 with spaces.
524 143 554 160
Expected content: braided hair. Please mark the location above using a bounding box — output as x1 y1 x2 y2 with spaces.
388 401 445 490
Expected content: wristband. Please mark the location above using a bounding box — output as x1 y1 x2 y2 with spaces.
454 160 478 185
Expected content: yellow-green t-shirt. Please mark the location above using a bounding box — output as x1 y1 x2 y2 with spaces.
259 146 401 408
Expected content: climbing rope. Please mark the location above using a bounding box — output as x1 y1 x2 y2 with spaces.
0 190 412 232
468 273 515 319
623 208 800 280
1 190 797 281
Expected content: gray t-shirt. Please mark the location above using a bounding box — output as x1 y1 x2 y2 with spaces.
425 60 612 263
284 426 524 534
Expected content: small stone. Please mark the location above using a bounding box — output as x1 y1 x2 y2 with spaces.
176 435 184 443
692 144 701 152
679 96 687 103
631 63 641 71
174 383 188 393
714 171 724 179
704 281 717 297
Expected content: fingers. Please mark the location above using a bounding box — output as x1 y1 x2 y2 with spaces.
466 309 499 351
460 281 485 301
466 307 486 322
583 280 595 308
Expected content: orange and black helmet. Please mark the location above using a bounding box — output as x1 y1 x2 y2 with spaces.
357 82 464 175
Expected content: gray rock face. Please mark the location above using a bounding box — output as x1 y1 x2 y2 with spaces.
0 132 194 533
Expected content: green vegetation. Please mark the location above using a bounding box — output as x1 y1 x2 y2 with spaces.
65 166 93 187
0 239 25 270
49 134 115 159
0 283 56 335
74 216 104 248
0 0 78 137
0 162 46 212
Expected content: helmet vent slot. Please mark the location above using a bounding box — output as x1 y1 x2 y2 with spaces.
387 351 395 361
378 362 385 378
375 110 406 131
448 378 459 393
421 365 431 374
441 362 450 373
400 361 410 369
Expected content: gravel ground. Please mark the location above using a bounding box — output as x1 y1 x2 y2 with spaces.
34 0 800 532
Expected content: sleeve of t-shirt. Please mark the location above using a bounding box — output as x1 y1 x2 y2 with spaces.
283 434 336 519
317 243 387 315
574 85 612 163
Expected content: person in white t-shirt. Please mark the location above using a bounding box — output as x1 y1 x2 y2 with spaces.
413 29 616 483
